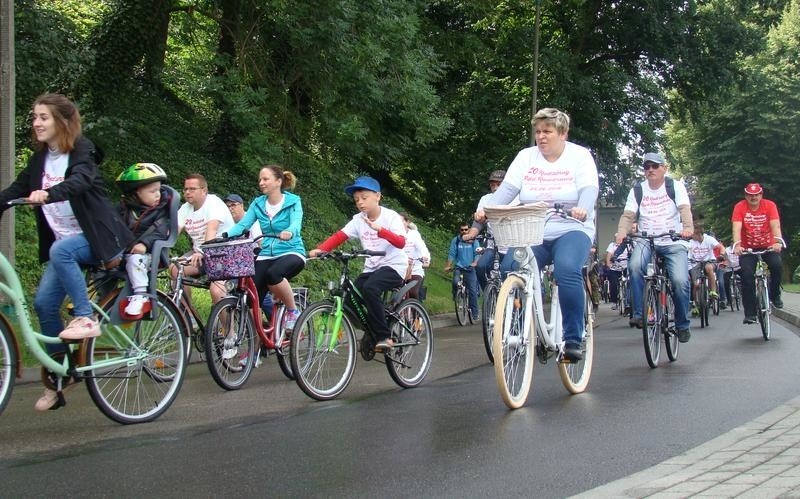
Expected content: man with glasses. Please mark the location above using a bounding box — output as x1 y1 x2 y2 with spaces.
225 193 262 245
172 173 235 304
615 152 694 342
444 223 481 321
732 183 784 324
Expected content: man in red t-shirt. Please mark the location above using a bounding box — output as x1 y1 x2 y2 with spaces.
731 183 784 324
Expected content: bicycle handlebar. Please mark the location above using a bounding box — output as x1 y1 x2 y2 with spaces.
310 249 386 261
6 198 42 206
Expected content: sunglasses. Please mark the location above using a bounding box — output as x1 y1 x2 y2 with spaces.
460 228 469 232
643 162 661 171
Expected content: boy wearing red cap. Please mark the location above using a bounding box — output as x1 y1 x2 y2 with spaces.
732 183 785 324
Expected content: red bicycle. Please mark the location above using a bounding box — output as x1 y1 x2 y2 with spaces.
201 235 307 390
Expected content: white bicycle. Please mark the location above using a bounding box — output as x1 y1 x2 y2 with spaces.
485 202 595 409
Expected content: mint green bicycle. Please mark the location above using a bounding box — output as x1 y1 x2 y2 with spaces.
0 200 186 423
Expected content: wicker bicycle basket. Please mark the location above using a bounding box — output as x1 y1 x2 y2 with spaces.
484 202 548 247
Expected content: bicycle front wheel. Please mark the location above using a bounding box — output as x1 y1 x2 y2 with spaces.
0 318 16 416
386 299 433 388
85 291 186 424
757 279 770 341
642 281 661 368
492 275 534 409
481 282 499 364
205 296 256 390
455 287 468 326
290 300 357 400
559 287 594 394
699 283 709 328
664 289 679 362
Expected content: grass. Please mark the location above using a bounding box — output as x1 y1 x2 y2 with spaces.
783 283 800 293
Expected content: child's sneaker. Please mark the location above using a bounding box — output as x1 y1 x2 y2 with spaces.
58 316 101 340
282 309 300 330
124 294 150 316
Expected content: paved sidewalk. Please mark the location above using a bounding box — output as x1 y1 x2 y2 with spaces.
574 291 800 498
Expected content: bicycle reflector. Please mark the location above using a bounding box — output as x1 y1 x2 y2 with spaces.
513 247 527 263
646 263 655 277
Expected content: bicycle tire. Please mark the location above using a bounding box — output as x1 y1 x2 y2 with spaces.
642 281 661 368
290 300 357 400
699 281 708 329
492 275 534 409
664 288 679 362
559 288 594 394
204 296 257 390
385 299 434 388
712 293 720 316
455 287 468 326
481 282 499 364
733 281 741 311
757 279 770 341
85 290 186 424
617 281 626 316
0 318 16 416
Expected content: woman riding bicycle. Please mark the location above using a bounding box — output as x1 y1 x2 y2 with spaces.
0 93 134 411
223 164 306 330
470 107 599 362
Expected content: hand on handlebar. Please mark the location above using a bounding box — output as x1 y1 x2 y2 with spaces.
568 206 587 222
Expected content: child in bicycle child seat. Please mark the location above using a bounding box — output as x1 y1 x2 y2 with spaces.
116 163 172 318
308 176 407 351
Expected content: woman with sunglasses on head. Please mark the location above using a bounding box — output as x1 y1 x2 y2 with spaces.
0 93 134 411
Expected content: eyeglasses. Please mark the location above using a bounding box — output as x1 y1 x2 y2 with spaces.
643 162 661 171
183 187 203 192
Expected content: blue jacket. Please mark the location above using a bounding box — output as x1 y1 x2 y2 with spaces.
227 191 306 257
448 235 479 269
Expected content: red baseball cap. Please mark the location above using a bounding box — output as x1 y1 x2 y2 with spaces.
744 183 763 195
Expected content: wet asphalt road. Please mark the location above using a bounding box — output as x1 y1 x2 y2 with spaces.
2 306 799 498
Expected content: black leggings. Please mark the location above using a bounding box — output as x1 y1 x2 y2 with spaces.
254 254 305 307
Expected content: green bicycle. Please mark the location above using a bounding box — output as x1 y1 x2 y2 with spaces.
0 200 186 423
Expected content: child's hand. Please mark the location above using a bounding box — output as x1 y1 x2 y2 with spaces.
130 243 147 254
362 214 381 232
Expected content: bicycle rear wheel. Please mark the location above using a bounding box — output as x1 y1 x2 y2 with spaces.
642 281 661 368
386 299 433 387
699 282 708 329
85 291 186 424
0 318 16 416
205 296 256 390
664 289 679 362
492 275 534 409
757 280 770 341
290 300 356 400
481 282 499 364
732 280 741 311
559 288 594 393
455 287 468 326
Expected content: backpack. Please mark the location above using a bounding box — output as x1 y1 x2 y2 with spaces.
634 177 676 218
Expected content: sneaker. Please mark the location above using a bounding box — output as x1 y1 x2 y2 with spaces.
676 328 691 343
222 333 237 360
239 352 261 368
691 306 699 317
611 304 618 311
34 388 59 411
124 294 149 316
772 297 783 309
470 311 479 322
562 342 583 362
58 316 101 340
743 316 757 325
709 290 719 299
720 300 727 310
629 317 643 329
374 338 395 351
282 309 300 331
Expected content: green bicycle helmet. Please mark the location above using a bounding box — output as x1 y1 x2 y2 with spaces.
116 163 167 193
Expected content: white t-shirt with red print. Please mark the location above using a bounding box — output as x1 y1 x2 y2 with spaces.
689 234 721 263
732 199 780 250
178 194 234 250
503 142 599 241
624 178 691 247
342 206 408 278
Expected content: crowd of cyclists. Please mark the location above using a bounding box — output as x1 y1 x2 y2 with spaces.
0 95 786 415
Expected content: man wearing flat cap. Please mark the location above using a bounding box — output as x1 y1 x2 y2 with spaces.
732 183 785 324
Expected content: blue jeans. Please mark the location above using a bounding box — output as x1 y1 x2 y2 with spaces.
715 267 727 302
500 231 591 345
475 247 495 290
629 243 691 330
452 267 479 317
33 234 98 354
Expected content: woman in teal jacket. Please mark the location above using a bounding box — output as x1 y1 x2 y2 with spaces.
226 164 306 328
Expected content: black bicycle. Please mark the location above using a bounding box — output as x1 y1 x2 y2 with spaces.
477 233 503 364
289 249 434 400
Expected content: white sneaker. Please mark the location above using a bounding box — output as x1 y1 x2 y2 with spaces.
124 294 149 316
222 333 237 360
58 316 101 340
